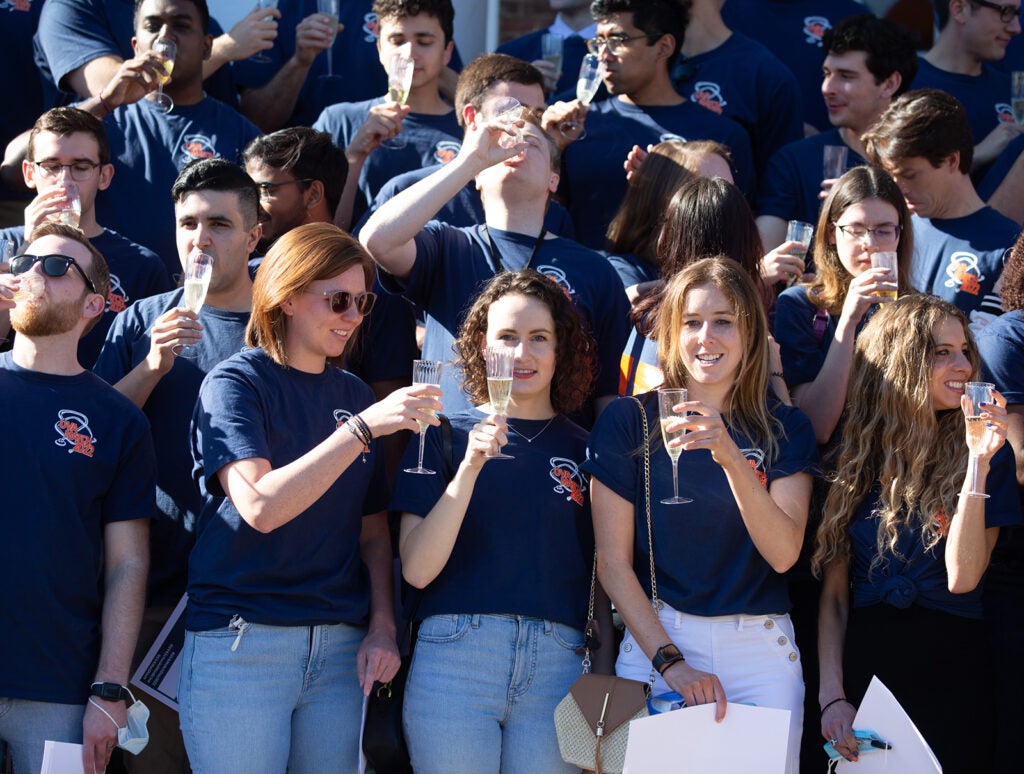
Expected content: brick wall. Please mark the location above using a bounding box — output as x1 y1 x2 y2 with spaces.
499 0 555 44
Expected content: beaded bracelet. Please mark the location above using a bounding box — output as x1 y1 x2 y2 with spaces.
349 414 373 444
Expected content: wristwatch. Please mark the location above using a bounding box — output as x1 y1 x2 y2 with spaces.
652 643 685 675
90 682 130 702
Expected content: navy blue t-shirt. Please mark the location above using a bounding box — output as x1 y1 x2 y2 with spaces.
978 309 1024 406
911 207 1018 316
849 446 1021 619
721 0 866 132
583 393 818 616
0 352 156 704
94 288 250 607
0 0 44 205
977 133 1024 201
379 222 630 417
911 58 1013 146
97 97 262 279
187 347 389 631
606 251 658 291
561 96 756 249
232 0 463 128
0 225 171 369
390 410 592 627
757 129 863 228
313 97 461 225
34 0 236 109
672 32 802 178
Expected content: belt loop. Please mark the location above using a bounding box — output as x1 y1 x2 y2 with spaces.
674 610 683 630
544 619 553 635
471 614 481 629
737 615 744 632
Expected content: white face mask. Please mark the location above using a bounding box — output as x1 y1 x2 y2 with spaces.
88 689 151 755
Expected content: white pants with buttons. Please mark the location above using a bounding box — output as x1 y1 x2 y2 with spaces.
616 602 804 774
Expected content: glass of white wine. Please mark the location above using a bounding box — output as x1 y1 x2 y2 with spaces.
318 0 340 76
540 33 564 92
381 53 415 150
177 250 213 358
963 381 994 498
148 36 177 113
405 359 443 475
657 387 692 505
560 54 603 137
249 0 279 64
484 346 515 460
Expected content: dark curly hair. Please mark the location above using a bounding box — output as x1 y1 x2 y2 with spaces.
454 270 596 413
1001 232 1024 312
372 0 454 43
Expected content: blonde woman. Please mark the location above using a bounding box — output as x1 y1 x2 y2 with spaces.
815 295 1020 773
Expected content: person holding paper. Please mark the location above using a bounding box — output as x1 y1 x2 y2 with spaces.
586 256 817 774
814 294 1022 772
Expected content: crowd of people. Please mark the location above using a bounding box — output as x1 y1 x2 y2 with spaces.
2 1 1023 773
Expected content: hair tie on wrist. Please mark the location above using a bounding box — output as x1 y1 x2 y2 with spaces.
99 94 114 115
770 371 785 379
820 697 850 716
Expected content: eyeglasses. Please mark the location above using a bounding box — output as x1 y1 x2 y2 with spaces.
586 33 662 56
255 178 314 201
833 223 902 243
971 0 1024 23
303 289 377 316
10 253 97 294
33 160 103 182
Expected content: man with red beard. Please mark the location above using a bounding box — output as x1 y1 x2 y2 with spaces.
0 223 155 774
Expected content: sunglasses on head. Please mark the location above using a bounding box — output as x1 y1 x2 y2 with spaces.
303 289 377 316
10 253 97 294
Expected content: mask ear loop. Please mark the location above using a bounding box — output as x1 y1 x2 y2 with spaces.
87 697 123 730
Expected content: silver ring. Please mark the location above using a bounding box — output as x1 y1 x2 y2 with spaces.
829 738 839 746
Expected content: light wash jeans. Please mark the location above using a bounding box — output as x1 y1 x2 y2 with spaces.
403 614 584 774
178 621 365 774
616 603 805 774
0 698 83 774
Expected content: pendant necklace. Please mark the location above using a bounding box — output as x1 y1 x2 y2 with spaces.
506 415 557 443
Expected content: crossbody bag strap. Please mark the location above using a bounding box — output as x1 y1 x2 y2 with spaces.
627 395 658 690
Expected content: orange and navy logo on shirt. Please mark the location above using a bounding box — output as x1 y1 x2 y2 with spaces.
803 16 830 47
106 273 128 314
549 456 586 505
659 132 686 144
0 0 32 12
740 447 768 488
363 13 379 42
434 140 461 164
181 134 217 165
944 251 985 297
996 102 1015 124
691 81 727 115
534 265 575 301
333 408 353 429
54 409 96 458
936 510 951 537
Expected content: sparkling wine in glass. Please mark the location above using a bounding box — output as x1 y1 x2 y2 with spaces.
657 387 692 505
405 359 442 475
149 37 177 112
540 33 564 91
249 0 279 64
178 251 212 358
576 54 603 106
318 0 340 76
484 346 515 460
56 182 81 228
963 381 994 498
381 53 415 150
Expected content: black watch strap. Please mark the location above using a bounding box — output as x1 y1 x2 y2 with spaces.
90 682 129 702
652 643 685 676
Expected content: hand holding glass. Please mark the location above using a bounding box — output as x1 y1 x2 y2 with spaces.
177 251 212 358
963 381 994 498
484 346 515 459
55 182 81 228
485 96 524 150
381 54 415 150
540 33 564 90
318 0 340 76
149 37 177 112
249 0 279 64
870 251 898 299
657 388 692 505
785 220 813 286
405 359 443 475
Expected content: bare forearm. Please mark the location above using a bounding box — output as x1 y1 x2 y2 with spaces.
111 361 168 409
597 556 669 659
791 323 857 443
360 513 398 637
238 59 313 132
333 154 365 233
817 563 850 705
94 552 148 684
946 462 995 592
722 461 807 572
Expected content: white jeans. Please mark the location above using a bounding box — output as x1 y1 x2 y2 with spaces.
616 603 804 774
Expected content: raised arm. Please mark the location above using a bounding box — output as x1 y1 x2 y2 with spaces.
109 308 199 408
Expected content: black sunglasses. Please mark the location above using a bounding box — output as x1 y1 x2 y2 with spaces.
10 253 97 294
303 289 377 316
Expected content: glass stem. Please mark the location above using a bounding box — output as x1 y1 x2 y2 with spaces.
970 454 980 494
416 430 427 469
671 459 680 500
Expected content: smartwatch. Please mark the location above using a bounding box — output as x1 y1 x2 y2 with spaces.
652 643 685 676
90 682 130 702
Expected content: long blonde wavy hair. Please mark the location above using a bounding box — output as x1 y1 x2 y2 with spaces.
812 295 980 575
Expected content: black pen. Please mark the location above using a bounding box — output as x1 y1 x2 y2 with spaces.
868 739 893 750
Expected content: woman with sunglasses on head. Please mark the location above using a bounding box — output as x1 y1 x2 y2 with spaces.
392 269 599 774
587 257 817 774
814 295 1020 773
773 166 911 445
180 223 442 774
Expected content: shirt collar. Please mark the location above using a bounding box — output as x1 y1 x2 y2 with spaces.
548 15 596 39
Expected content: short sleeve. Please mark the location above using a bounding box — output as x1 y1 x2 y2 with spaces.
766 405 819 482
582 396 646 504
773 286 830 387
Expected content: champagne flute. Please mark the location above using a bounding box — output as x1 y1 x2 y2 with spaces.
540 33 564 93
484 346 515 460
560 54 603 137
249 0 279 64
318 0 340 77
963 381 994 498
657 388 692 505
149 36 177 113
405 359 443 475
177 251 213 358
381 53 415 150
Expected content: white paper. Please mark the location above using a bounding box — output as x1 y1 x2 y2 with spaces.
623 702 791 773
40 741 85 774
836 676 942 773
130 594 188 711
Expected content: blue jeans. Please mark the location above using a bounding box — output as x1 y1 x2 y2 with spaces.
0 698 83 774
403 614 584 774
178 621 365 774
